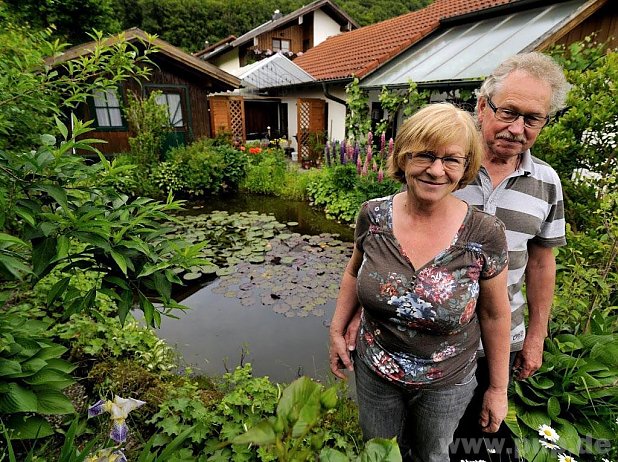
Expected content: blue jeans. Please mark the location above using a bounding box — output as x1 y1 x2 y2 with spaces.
354 356 477 462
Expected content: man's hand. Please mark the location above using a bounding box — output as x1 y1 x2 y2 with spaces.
329 332 354 380
512 334 544 380
479 387 508 433
343 309 362 350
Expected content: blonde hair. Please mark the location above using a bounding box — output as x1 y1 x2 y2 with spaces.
387 102 484 189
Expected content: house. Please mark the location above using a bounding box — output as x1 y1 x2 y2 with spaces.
45 28 240 156
195 0 358 75
289 0 617 144
196 0 358 151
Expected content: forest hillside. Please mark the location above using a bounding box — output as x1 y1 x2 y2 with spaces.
3 0 434 51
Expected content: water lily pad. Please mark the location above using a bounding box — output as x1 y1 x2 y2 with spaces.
183 272 202 281
286 222 299 226
311 309 325 317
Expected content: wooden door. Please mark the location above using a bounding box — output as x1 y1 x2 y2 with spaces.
297 98 325 167
208 95 246 142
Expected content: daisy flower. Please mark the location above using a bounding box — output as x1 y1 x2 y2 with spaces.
539 439 560 450
538 424 560 443
558 453 576 462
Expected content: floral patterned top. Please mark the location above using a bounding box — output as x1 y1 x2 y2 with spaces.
355 195 508 389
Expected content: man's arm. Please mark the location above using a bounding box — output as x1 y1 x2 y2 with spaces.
329 247 362 379
514 242 556 379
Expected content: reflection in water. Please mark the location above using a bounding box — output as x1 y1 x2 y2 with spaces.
158 194 354 383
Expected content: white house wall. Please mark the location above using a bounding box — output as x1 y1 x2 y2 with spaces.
313 10 344 45
276 85 347 152
211 48 240 74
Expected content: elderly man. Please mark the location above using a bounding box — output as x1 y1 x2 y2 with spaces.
449 51 569 460
336 52 569 461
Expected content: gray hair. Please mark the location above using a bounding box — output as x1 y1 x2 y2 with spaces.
477 52 570 114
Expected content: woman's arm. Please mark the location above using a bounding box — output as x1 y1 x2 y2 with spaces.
477 267 511 433
329 246 363 379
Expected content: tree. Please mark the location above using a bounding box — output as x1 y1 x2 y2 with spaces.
3 0 121 44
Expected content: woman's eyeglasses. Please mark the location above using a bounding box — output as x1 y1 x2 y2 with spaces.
407 152 468 171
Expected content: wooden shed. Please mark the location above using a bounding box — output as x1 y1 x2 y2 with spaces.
45 28 240 156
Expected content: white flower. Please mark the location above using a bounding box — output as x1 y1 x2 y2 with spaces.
538 424 560 443
88 396 145 443
539 439 560 450
558 453 576 462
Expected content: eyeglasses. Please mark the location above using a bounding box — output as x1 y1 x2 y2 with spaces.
486 98 550 129
407 151 468 171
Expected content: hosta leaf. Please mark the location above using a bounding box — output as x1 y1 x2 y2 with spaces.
45 358 77 374
547 396 560 419
0 383 38 413
4 414 54 439
518 408 550 432
23 368 74 387
556 421 581 455
0 359 21 376
36 389 75 414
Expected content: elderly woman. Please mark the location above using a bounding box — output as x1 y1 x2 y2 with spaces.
329 103 511 462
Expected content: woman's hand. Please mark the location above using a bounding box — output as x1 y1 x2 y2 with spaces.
479 387 508 433
329 330 354 379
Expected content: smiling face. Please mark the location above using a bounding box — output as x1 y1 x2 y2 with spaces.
478 70 552 161
405 143 467 206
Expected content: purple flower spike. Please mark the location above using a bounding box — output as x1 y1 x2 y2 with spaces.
381 132 386 152
378 167 384 182
110 420 128 444
88 399 106 418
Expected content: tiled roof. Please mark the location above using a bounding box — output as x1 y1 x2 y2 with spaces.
293 0 513 81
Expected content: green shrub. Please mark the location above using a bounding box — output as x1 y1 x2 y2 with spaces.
150 139 248 197
307 164 399 223
240 147 287 195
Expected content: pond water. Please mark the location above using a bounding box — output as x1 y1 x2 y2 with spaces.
156 194 355 384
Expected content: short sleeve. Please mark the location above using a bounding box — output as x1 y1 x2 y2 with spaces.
354 201 371 252
478 213 509 280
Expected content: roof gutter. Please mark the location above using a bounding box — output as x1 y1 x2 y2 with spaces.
360 78 484 92
321 82 347 105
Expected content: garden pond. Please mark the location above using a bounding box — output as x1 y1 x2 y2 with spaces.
155 194 355 384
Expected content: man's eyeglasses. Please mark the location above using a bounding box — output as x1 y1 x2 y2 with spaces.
407 152 468 171
486 98 550 129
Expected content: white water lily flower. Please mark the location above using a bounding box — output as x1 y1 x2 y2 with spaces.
539 439 560 450
538 424 560 443
558 453 576 462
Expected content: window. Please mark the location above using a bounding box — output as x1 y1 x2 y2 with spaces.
155 92 184 128
272 38 290 52
92 89 123 128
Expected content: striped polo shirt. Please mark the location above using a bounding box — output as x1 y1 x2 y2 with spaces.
454 149 566 352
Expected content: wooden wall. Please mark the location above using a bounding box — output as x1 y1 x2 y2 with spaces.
256 12 313 53
553 1 617 50
78 58 221 156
